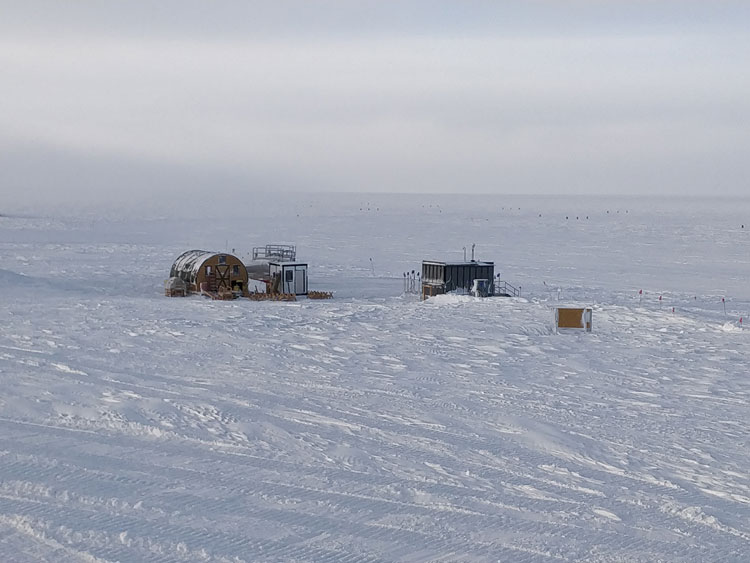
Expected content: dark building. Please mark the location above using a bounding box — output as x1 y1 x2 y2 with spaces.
421 260 495 299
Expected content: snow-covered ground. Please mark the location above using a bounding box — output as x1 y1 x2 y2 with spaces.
1 194 749 562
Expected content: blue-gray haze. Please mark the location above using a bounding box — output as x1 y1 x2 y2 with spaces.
1 1 749 207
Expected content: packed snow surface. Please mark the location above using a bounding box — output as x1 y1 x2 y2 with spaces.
1 194 749 562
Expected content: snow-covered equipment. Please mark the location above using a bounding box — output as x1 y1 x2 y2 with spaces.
421 260 495 300
164 276 187 297
269 261 308 296
403 271 420 294
555 307 593 333
471 279 490 297
170 250 249 297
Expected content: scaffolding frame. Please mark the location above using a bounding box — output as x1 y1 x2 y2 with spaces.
252 244 296 262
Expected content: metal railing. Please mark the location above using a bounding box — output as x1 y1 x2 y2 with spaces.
494 280 521 297
251 244 296 262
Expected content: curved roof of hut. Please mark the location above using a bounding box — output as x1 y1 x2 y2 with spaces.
171 248 247 273
170 250 214 278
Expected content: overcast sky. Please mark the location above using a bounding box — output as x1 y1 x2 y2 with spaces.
2 1 749 203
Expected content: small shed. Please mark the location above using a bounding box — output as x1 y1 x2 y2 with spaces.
269 261 308 295
421 260 495 299
170 250 249 296
555 307 593 332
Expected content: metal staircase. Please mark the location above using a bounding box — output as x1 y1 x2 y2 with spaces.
494 280 521 297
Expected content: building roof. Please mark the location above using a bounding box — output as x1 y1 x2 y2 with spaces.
422 260 494 267
171 250 216 277
171 250 245 279
269 261 308 267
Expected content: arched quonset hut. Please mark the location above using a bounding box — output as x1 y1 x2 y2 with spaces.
170 250 249 296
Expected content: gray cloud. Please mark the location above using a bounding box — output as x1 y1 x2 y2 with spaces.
3 1 749 39
1 1 749 205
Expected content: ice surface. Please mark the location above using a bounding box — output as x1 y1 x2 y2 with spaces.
0 194 748 562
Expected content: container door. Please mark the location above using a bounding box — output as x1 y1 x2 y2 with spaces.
284 267 294 294
295 267 307 295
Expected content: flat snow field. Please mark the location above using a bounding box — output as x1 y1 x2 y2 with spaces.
1 194 749 562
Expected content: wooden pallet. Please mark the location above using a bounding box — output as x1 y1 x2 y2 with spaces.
307 291 333 300
164 288 186 297
200 287 237 300
247 293 297 302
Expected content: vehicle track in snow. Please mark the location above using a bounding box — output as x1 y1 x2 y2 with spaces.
2 201 750 561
